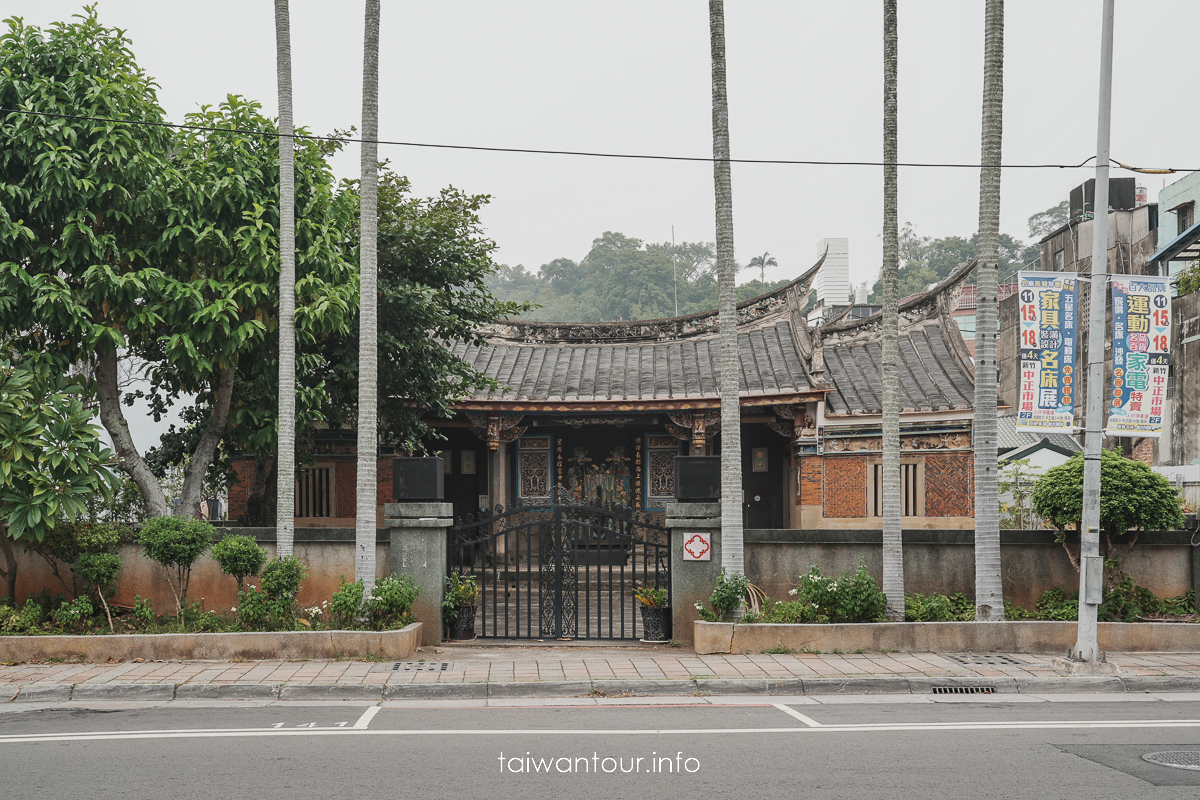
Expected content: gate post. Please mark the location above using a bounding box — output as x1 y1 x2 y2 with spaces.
384 502 453 645
665 502 722 646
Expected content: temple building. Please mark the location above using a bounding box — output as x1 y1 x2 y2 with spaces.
230 257 980 530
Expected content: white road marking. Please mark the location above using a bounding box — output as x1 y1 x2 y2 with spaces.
354 705 381 729
6 718 1200 743
772 704 822 727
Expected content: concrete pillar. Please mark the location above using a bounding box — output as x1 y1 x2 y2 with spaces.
665 502 722 645
384 501 452 645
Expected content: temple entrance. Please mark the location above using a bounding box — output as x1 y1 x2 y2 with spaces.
446 497 671 640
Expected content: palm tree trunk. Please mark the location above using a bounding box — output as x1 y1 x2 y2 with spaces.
880 0 904 620
355 0 381 595
709 0 744 582
274 0 297 557
973 0 1006 620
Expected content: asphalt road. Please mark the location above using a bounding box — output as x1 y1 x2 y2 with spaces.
5 695 1200 799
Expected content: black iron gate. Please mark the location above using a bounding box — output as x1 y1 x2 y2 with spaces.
447 498 671 640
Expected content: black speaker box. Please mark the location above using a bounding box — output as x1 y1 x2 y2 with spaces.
674 456 721 501
392 457 445 501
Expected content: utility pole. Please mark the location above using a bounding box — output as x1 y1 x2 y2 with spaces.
672 225 679 317
1074 0 1115 663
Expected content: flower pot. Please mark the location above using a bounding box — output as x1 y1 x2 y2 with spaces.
450 605 476 641
640 606 670 643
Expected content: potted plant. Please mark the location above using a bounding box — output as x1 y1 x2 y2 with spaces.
634 584 670 643
443 571 478 641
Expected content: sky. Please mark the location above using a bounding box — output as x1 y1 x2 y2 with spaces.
12 0 1200 450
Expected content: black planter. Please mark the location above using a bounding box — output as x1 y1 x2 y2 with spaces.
640 606 671 643
450 605 476 640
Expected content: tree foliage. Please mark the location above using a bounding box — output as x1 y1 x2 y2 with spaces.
1027 200 1070 241
1031 450 1185 589
486 233 782 323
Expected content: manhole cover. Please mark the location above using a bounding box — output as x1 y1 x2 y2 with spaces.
1142 751 1200 771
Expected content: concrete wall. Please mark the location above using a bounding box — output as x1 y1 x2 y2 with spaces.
11 528 390 615
1171 291 1200 467
745 528 1197 611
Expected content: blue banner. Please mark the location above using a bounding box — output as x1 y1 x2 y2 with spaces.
1108 277 1171 438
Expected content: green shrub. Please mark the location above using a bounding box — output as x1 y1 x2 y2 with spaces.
260 556 306 600
757 600 822 624
794 562 887 623
133 595 156 626
1034 587 1079 621
138 516 214 616
367 575 420 630
329 576 365 629
51 596 93 632
710 569 749 618
74 552 122 631
905 592 974 622
211 535 267 591
235 556 307 631
1 599 45 633
25 521 123 599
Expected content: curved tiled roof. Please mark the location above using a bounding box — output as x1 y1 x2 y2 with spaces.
452 254 978 414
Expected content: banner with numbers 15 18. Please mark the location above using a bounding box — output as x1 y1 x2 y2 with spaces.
1016 271 1079 433
1107 276 1171 438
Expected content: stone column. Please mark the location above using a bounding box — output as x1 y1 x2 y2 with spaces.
385 501 452 646
665 502 722 645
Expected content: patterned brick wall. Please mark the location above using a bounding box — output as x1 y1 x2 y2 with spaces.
924 452 973 517
822 455 866 518
335 459 356 518
228 459 256 519
1132 438 1154 466
799 456 823 505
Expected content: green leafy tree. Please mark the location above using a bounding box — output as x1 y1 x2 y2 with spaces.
998 458 1044 530
74 551 122 631
138 516 214 616
1028 199 1070 241
211 534 267 592
1175 262 1200 296
0 355 120 601
1031 450 1185 591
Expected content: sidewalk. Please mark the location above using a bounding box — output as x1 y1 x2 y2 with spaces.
6 643 1200 702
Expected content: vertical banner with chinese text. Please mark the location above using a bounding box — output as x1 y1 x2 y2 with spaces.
1016 271 1078 433
1107 276 1171 437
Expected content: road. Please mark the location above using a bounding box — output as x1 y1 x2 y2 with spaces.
5 694 1200 798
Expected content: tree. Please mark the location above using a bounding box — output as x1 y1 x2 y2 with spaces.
973 0 1006 620
211 534 267 592
138 516 213 617
274 0 298 557
880 0 904 620
1032 450 1184 591
1028 200 1070 241
75 551 122 632
747 252 777 284
709 0 744 584
0 355 120 601
356 0 381 592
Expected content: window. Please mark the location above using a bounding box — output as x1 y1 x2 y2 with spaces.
1179 202 1195 235
956 314 976 338
1054 248 1065 271
296 465 334 518
869 461 924 517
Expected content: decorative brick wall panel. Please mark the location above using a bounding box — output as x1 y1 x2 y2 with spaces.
925 452 973 517
799 457 823 505
1132 438 1154 466
822 455 866 518
336 460 356 518
228 459 256 519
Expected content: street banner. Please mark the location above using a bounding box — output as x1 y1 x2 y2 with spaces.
1016 271 1079 433
1107 276 1171 438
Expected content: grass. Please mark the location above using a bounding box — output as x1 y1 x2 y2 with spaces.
762 646 796 655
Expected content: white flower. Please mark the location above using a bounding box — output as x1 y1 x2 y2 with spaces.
231 607 237 612
788 588 798 596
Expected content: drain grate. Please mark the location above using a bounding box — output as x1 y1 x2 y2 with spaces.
945 654 1025 666
931 685 995 694
392 661 454 672
1143 752 1200 771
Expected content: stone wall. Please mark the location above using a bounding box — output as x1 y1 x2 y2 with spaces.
744 528 1197 611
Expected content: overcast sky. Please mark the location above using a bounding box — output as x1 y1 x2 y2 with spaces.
14 0 1200 449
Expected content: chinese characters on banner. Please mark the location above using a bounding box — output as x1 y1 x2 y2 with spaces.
1016 271 1078 433
1107 277 1171 437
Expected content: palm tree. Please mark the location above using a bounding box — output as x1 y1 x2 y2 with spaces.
708 1 744 583
747 251 777 285
880 0 904 620
355 0 381 595
274 0 296 557
973 0 1006 620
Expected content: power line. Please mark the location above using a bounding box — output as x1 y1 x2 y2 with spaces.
0 106 1150 171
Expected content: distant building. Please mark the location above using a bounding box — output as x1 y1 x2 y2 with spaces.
812 237 849 306
1155 171 1200 285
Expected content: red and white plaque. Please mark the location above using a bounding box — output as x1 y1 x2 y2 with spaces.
683 533 711 561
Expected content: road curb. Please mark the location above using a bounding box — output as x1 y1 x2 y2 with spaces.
70 683 176 701
384 682 489 700
278 684 385 701
12 683 74 702
1015 676 1126 694
174 683 281 701
1120 675 1200 692
907 676 1021 694
804 677 912 695
487 681 593 699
